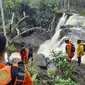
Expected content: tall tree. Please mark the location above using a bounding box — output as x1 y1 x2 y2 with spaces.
0 0 6 36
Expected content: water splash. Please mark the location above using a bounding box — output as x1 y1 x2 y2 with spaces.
38 13 67 58
65 14 85 27
56 13 67 31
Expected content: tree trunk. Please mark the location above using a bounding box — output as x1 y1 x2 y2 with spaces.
11 16 29 32
67 0 70 10
10 13 14 34
0 0 6 36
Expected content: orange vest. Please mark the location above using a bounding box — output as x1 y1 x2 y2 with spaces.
0 63 33 85
66 42 74 58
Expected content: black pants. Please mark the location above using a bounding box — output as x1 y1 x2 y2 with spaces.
78 57 81 66
28 52 33 61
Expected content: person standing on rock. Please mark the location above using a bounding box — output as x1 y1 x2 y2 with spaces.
20 44 29 64
76 40 84 66
28 44 34 67
65 39 75 63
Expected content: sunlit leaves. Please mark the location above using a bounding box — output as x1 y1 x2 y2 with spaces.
4 0 23 8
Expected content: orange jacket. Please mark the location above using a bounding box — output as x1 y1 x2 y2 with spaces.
20 48 29 64
0 63 33 85
65 42 74 58
20 48 29 57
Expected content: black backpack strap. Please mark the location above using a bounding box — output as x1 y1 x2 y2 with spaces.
7 61 25 85
11 66 18 84
15 61 25 85
7 65 18 85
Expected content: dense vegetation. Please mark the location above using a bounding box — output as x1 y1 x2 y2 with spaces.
27 51 79 85
0 0 84 85
1 0 85 34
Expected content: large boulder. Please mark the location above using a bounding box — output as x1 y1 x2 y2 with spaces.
72 61 85 85
34 54 47 69
46 57 56 70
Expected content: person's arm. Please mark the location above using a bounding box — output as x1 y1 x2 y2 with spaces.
76 45 80 56
26 48 29 57
65 45 68 53
23 69 33 85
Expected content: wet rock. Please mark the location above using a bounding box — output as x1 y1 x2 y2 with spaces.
34 54 47 69
72 60 85 85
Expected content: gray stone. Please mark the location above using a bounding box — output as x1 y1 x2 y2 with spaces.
47 63 56 70
45 57 51 64
72 60 85 85
34 54 47 68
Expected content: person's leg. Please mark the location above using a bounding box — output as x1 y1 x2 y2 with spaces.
28 52 31 61
80 57 81 66
21 56 24 63
30 53 33 67
78 57 81 66
69 52 74 63
68 57 71 63
25 56 28 64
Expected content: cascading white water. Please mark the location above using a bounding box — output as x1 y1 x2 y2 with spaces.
65 14 85 27
38 13 85 62
56 13 67 31
38 13 67 58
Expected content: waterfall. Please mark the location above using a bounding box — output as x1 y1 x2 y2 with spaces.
65 14 85 27
38 13 67 58
56 13 67 31
38 13 85 63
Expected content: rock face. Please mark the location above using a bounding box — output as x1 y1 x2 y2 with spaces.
34 54 56 69
46 57 56 70
34 54 47 69
72 61 85 85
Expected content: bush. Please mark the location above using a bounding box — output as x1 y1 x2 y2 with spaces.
7 44 16 56
26 62 39 85
51 77 79 85
51 50 74 78
80 10 85 16
26 51 79 85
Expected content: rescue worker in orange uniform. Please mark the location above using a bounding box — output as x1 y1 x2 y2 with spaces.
0 32 33 85
65 39 75 63
20 45 29 64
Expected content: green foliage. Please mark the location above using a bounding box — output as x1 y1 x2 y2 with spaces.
7 44 16 52
51 77 79 85
26 62 36 76
4 0 23 8
7 44 16 56
0 26 3 32
26 51 79 85
47 69 56 78
47 51 79 85
80 10 85 16
26 62 39 85
51 50 74 78
28 0 60 28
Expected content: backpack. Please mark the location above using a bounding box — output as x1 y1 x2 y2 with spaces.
28 45 33 53
82 44 85 52
71 44 75 52
0 61 25 85
28 45 33 59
